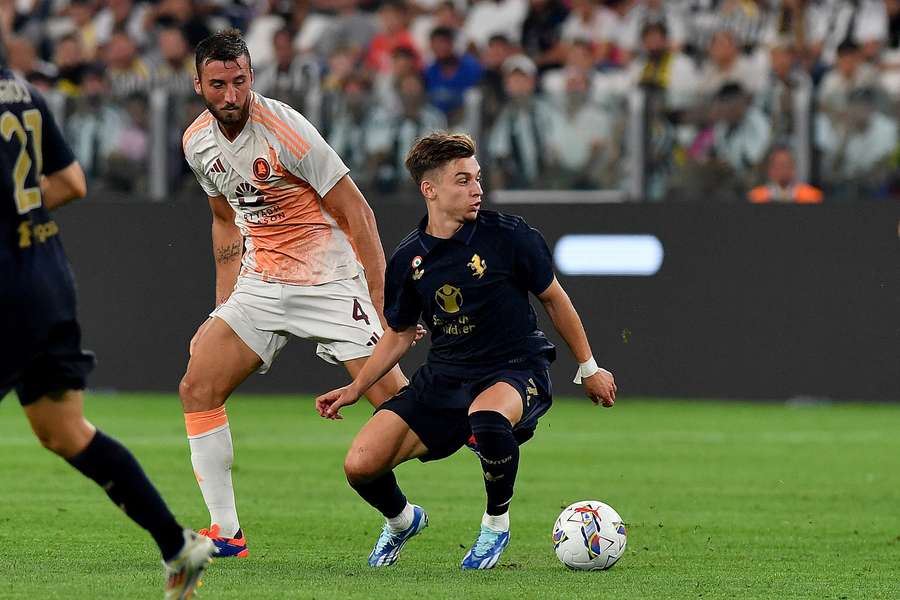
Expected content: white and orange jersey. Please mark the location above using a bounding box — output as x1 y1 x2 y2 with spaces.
183 92 357 286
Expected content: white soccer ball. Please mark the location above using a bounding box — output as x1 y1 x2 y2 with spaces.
552 500 627 570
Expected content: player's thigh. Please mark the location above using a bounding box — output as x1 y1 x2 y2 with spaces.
343 358 407 408
180 316 262 411
344 410 428 483
469 381 525 426
23 390 96 459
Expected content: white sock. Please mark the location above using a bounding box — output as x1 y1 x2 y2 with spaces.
386 502 415 532
188 424 240 538
482 511 510 532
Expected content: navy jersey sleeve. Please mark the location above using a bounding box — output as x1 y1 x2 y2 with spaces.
383 253 423 330
31 88 75 176
512 220 555 295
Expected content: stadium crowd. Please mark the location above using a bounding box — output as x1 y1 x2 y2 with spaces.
4 0 899 201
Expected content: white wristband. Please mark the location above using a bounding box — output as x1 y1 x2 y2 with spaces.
573 357 600 384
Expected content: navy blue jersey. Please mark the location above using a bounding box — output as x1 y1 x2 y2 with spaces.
385 210 556 377
0 70 78 336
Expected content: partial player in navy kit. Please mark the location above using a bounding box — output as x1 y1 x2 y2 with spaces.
316 132 617 570
0 43 215 599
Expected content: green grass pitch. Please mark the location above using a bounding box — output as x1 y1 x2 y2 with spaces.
1 394 898 599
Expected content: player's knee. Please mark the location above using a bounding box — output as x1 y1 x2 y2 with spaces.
179 375 221 411
33 421 91 458
344 448 381 485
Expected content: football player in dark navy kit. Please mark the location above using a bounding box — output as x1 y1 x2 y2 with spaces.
316 132 616 570
0 39 215 598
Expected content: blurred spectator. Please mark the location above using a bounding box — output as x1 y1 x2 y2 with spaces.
146 0 212 49
54 34 89 97
808 0 887 66
412 1 465 60
684 0 773 58
374 46 421 115
542 40 606 103
755 39 812 145
618 0 686 59
315 0 378 60
94 0 149 48
543 68 615 189
462 0 528 52
255 28 321 118
327 74 393 185
365 0 422 73
881 0 900 98
627 22 697 110
560 0 617 65
65 65 128 179
696 30 765 100
245 0 287 67
487 54 556 189
424 26 482 123
520 0 568 70
710 83 771 178
371 73 447 191
150 25 195 96
817 40 882 115
477 33 517 130
66 0 100 61
104 30 151 97
7 34 56 80
815 87 898 197
748 146 823 203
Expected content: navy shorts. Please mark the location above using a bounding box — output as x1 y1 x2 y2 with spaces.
0 319 95 406
378 363 553 461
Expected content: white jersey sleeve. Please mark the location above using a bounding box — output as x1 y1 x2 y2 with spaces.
263 100 350 197
182 111 222 197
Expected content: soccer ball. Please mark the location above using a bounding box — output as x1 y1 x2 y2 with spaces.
552 500 627 570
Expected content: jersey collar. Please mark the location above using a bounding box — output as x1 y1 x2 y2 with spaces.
417 214 478 252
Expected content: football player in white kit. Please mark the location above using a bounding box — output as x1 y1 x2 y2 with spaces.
180 29 410 557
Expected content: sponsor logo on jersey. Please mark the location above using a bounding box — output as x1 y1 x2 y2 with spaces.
435 284 462 314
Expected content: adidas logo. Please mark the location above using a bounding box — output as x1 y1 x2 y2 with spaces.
208 158 226 174
365 331 382 347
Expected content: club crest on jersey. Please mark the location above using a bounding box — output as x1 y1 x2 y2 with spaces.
435 284 462 314
252 157 272 180
468 253 487 279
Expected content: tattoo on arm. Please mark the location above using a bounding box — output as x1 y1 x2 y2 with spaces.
215 240 242 265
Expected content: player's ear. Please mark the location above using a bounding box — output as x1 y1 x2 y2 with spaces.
193 76 202 95
420 180 435 201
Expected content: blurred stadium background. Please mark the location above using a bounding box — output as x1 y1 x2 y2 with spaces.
3 0 896 399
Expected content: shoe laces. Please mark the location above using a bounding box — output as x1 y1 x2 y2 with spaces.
373 524 402 554
473 526 502 556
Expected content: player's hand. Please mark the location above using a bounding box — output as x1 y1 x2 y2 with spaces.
315 385 361 420
189 318 214 356
412 324 427 346
584 368 616 407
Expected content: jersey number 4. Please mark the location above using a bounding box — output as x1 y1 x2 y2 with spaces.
2 109 43 215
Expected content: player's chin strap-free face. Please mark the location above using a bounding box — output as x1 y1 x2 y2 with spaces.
573 357 610 384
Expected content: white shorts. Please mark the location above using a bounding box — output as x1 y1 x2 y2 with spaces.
210 274 384 374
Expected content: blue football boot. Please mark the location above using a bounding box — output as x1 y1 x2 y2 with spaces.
461 525 510 570
367 505 428 567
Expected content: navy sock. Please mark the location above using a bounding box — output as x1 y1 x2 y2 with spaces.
469 410 519 516
67 430 184 561
349 471 408 519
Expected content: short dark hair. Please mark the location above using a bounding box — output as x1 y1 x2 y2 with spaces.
405 132 476 185
195 28 252 76
641 21 668 40
430 26 456 42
